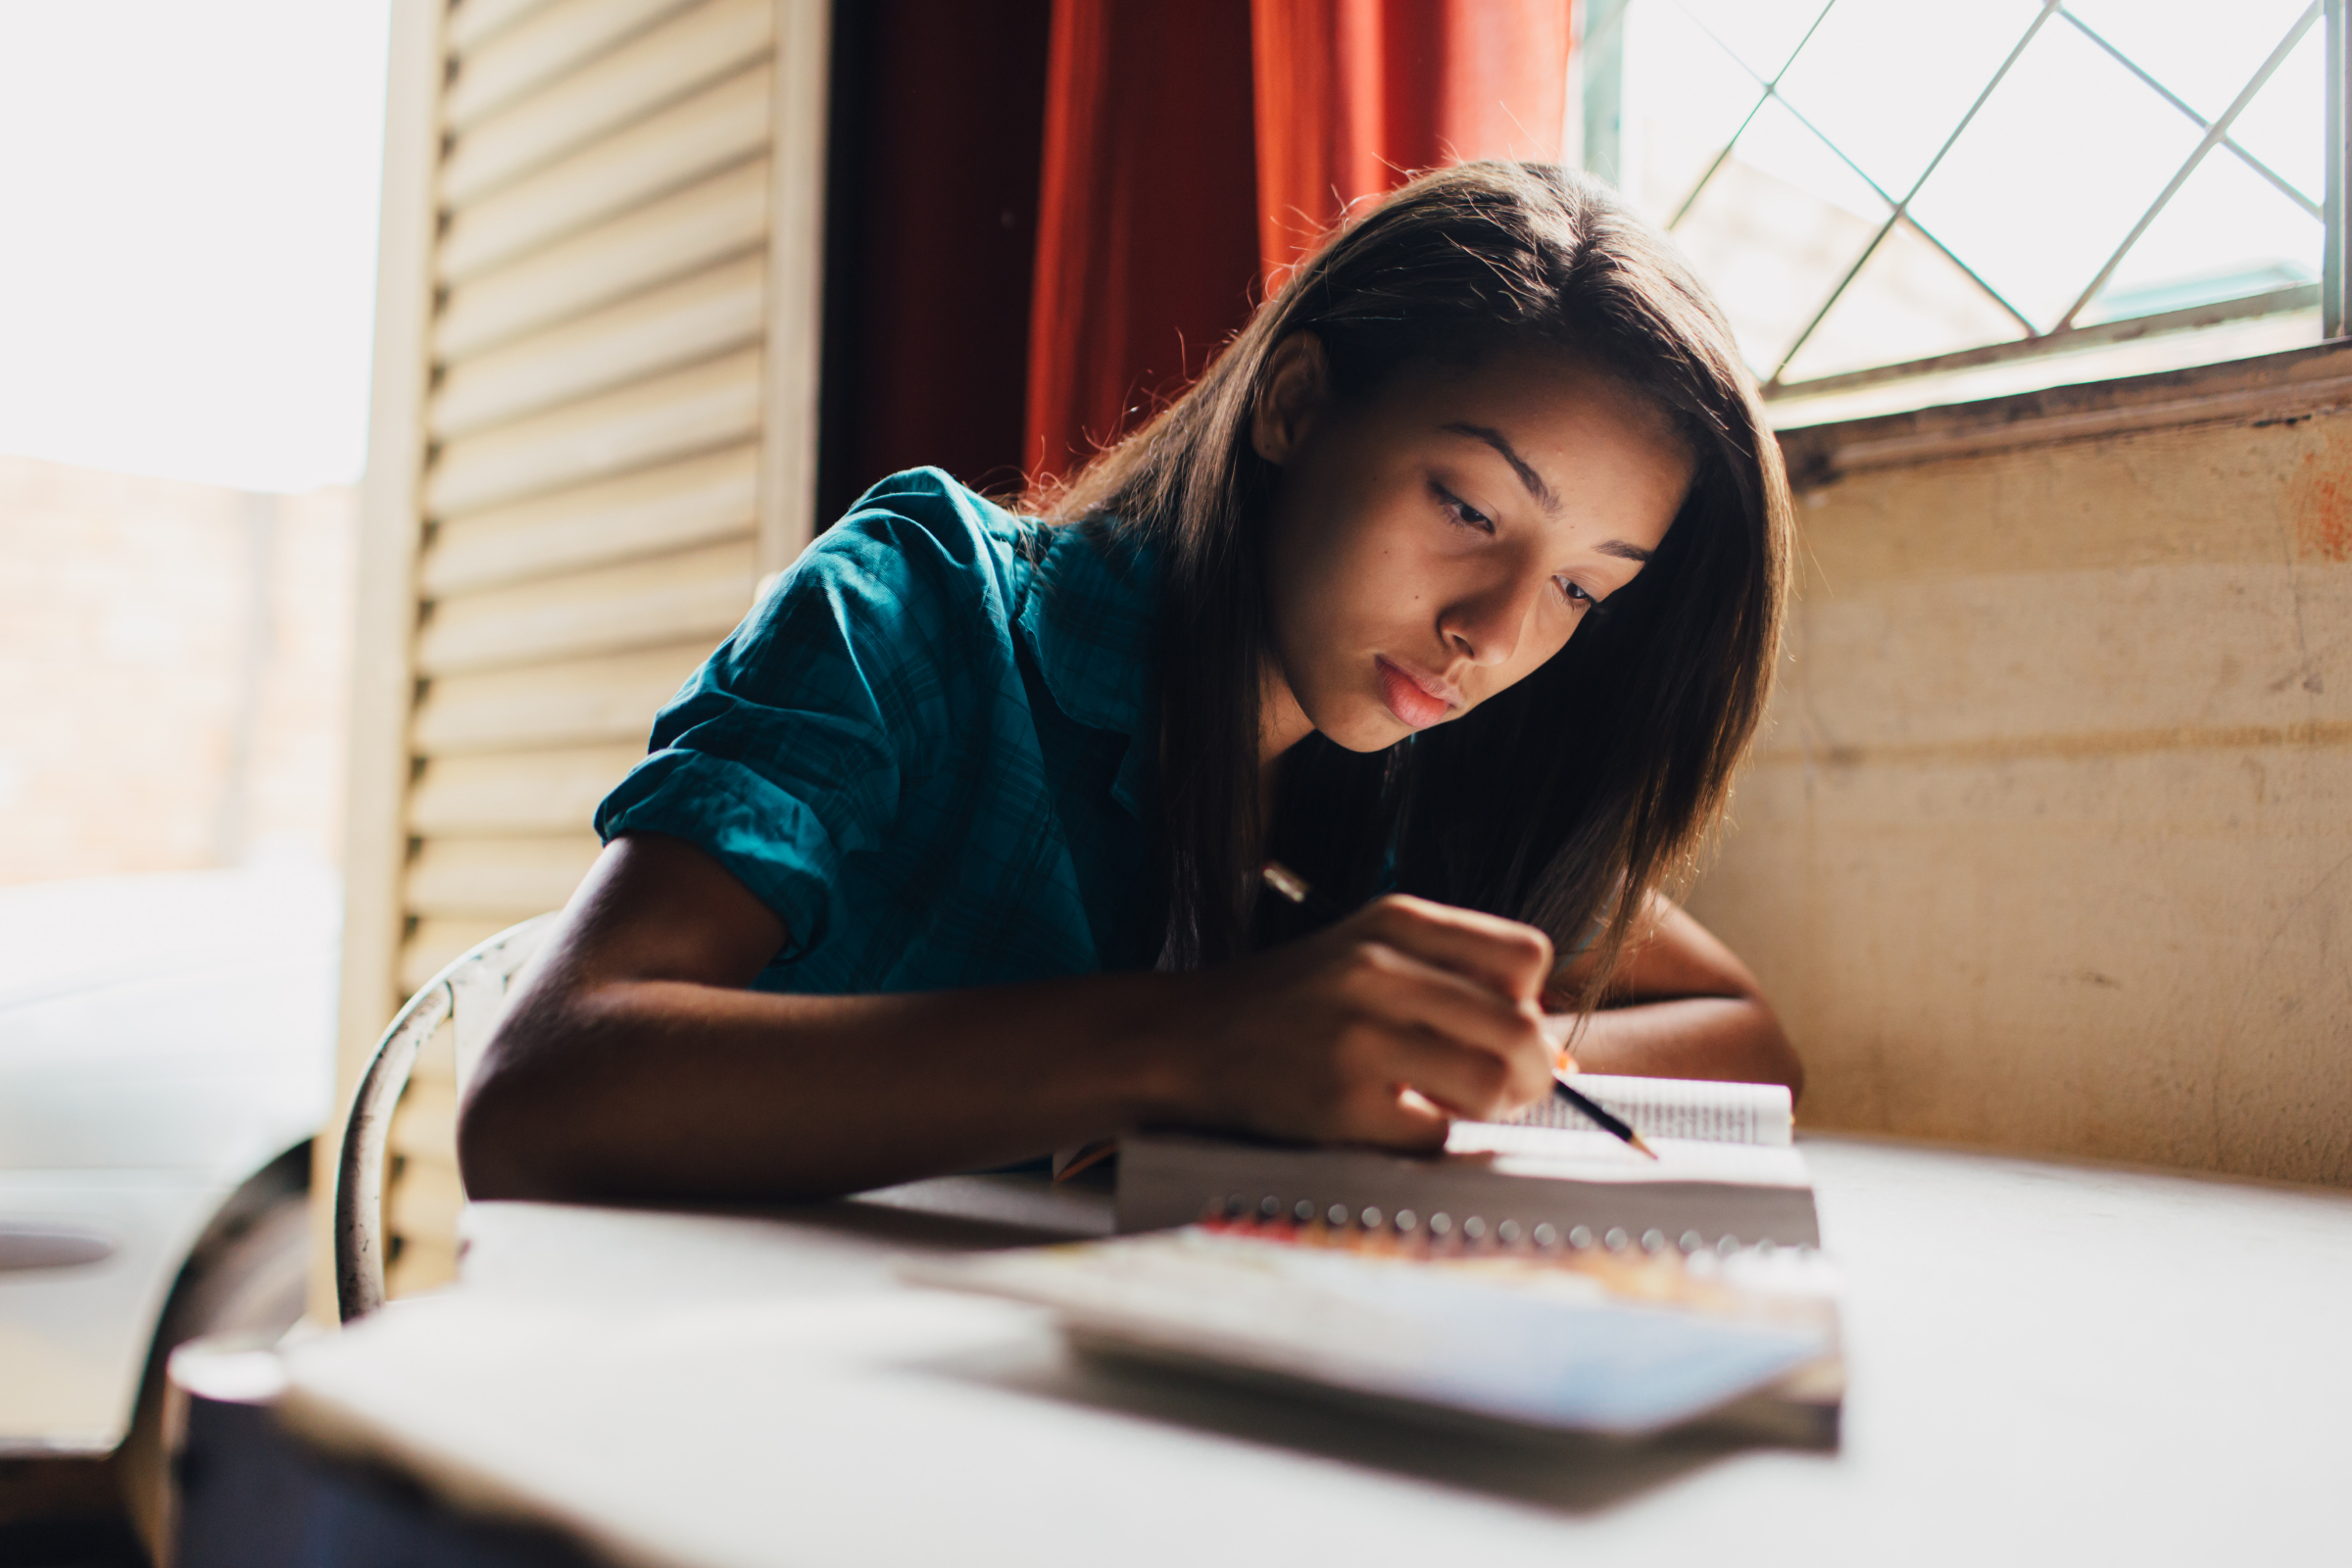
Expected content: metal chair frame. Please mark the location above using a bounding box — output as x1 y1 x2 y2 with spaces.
334 914 557 1323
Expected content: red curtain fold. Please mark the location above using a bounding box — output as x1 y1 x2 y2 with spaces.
1021 0 1575 485
1252 0 1575 279
819 0 1054 521
1022 0 1262 482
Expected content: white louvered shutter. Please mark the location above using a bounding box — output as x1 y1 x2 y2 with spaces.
338 0 829 1298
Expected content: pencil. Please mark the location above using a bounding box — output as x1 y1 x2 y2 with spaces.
1259 859 1343 918
1053 1138 1119 1182
1259 862 1658 1160
1550 1074 1657 1159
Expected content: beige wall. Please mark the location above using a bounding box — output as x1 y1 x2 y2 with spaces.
0 453 353 885
1690 349 2352 1187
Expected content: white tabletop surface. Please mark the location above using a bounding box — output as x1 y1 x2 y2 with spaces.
274 1137 2352 1568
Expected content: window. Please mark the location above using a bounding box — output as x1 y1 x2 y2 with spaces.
1575 0 2336 422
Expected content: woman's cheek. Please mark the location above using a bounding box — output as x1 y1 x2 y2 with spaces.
1526 612 1578 677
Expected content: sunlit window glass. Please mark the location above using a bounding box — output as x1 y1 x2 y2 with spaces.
1580 0 2329 409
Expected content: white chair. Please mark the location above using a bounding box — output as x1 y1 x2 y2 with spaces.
334 914 557 1322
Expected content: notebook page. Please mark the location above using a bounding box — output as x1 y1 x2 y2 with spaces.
1446 1123 1810 1186
1503 1073 1792 1146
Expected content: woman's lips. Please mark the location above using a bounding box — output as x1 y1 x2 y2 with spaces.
1376 657 1457 729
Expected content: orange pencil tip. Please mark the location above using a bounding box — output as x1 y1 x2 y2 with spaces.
1054 1139 1119 1182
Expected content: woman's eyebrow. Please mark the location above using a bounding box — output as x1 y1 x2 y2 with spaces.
1439 421 1558 514
1597 539 1653 563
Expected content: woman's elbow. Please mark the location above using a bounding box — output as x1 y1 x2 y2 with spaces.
1773 1043 1805 1106
1749 1000 1804 1103
456 1004 577 1203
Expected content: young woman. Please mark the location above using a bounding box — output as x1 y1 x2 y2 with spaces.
459 162 1800 1204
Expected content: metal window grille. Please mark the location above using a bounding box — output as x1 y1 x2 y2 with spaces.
1576 0 2344 405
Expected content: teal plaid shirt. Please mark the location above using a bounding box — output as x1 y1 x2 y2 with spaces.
595 468 1165 994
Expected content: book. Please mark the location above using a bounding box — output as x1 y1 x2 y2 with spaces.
913 1215 1843 1439
1509 1071 1792 1144
1114 1074 1818 1250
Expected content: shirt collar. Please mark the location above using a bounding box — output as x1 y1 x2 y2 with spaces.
1015 518 1157 816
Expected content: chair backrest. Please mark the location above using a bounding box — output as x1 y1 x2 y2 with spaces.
334 914 557 1323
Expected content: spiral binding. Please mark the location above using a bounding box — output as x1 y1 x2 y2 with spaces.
1201 1190 1809 1261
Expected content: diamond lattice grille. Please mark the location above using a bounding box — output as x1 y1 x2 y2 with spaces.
1585 0 2327 392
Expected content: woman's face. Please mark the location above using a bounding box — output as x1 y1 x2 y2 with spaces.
1257 334 1695 758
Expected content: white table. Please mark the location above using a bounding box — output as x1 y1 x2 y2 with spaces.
262 1138 2352 1568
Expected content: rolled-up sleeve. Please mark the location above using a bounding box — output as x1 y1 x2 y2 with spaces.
594 489 1008 956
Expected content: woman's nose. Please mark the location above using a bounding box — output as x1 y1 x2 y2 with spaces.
1440 565 1545 667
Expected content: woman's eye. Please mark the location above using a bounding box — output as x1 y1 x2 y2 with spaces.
1556 577 1595 609
1434 484 1494 534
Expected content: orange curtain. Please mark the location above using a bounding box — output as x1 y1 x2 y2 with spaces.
1021 0 1575 484
1022 0 1261 482
1251 0 1575 281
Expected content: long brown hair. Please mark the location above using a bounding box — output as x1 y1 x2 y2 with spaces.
1043 161 1792 1004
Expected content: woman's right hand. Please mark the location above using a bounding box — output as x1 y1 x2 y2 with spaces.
1146 894 1559 1151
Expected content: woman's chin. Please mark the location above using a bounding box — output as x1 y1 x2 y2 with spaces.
1317 706 1418 753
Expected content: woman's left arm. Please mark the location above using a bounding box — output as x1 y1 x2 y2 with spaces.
1545 895 1802 1097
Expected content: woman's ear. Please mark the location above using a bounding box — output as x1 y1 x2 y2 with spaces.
1250 332 1329 466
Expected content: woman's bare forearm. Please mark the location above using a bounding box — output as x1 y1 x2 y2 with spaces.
1541 896 1801 1096
462 973 1793 1206
458 834 1194 1203
460 968 1186 1203
457 834 1638 1204
1562 995 1802 1096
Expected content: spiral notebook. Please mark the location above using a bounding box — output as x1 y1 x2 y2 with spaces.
1115 1074 1817 1250
931 1077 1836 1439
913 1215 1842 1438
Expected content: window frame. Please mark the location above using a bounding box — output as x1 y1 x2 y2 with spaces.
1575 0 2352 409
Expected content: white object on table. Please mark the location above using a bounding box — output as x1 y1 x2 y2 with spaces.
272 1139 2352 1568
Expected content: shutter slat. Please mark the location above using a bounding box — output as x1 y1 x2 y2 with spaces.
445 0 771 205
426 348 763 517
414 642 711 756
409 744 649 836
449 0 555 54
441 62 770 282
431 254 765 440
409 1029 459 1089
417 539 758 675
401 917 516 995
385 1234 461 1298
388 1080 461 1160
447 0 698 132
408 835 605 920
386 1153 466 1245
437 159 768 360
424 444 757 596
